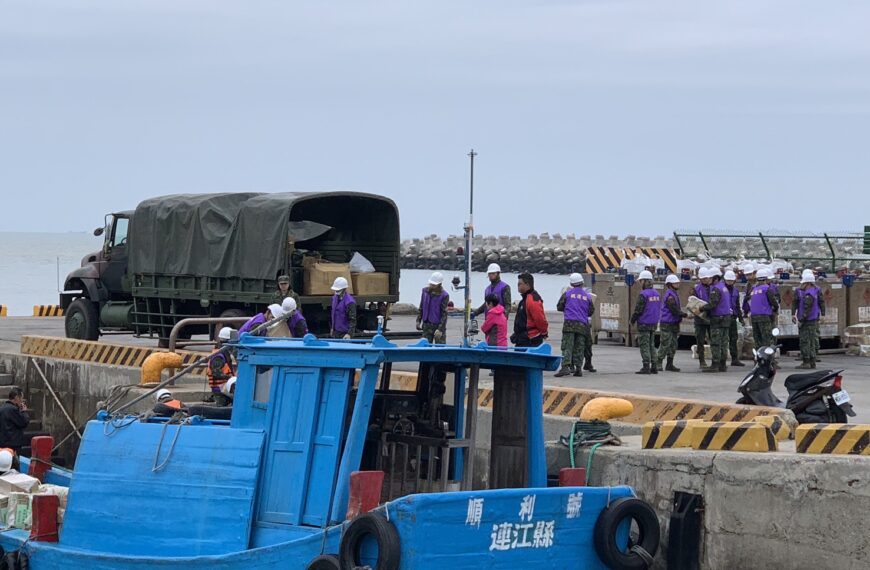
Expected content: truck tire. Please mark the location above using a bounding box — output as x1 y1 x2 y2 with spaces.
213 308 248 340
65 299 100 341
339 512 401 570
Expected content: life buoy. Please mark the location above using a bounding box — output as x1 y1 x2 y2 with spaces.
306 554 340 570
594 497 660 570
339 512 401 570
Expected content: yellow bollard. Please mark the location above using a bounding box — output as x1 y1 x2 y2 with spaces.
578 397 634 421
140 352 184 385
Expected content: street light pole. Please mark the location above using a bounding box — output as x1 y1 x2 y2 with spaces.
464 149 477 347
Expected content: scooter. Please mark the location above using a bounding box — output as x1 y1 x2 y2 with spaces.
736 328 856 423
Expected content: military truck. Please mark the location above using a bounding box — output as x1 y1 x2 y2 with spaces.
61 192 400 345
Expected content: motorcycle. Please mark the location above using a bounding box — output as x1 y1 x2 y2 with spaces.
736 328 856 423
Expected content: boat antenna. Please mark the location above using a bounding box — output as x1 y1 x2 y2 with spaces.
464 149 477 347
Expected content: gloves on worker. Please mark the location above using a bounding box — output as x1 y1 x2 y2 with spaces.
416 319 423 331
342 334 351 340
434 330 444 341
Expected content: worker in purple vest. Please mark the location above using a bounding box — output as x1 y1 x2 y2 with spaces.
793 270 825 369
471 263 512 322
724 270 745 367
555 273 596 377
747 268 779 350
416 272 450 344
629 270 661 375
329 277 357 339
692 267 713 369
281 297 309 338
656 274 685 372
701 268 732 373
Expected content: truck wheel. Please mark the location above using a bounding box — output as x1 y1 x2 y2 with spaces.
213 308 248 340
65 299 100 341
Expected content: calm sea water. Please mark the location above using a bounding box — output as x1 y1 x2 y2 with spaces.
0 233 571 315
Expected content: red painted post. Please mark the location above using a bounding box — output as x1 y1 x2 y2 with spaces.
28 436 54 483
30 494 60 542
559 467 586 487
346 470 385 520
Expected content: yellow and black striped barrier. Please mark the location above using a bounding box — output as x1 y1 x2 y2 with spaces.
795 424 870 456
585 246 625 273
691 421 777 452
642 420 702 449
752 415 792 441
0 305 7 317
623 247 680 274
32 305 64 317
20 335 208 376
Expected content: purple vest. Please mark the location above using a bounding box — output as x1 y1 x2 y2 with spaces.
694 282 709 302
421 288 448 324
484 280 509 314
637 288 661 326
749 284 773 316
563 287 592 325
331 293 355 333
239 313 266 335
659 288 681 325
711 282 732 317
797 287 821 321
289 311 308 337
728 285 740 315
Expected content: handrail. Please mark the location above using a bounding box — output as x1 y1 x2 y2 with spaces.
168 317 250 352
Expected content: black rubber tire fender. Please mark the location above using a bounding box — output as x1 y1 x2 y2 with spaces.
64 298 100 341
339 512 401 570
2 552 16 570
306 554 340 570
15 551 28 570
594 497 660 570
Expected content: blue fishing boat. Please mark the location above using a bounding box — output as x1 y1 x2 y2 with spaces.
0 334 659 569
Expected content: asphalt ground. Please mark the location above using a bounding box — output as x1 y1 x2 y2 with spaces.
1 314 867 423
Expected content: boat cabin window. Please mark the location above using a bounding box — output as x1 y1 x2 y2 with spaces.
254 366 273 404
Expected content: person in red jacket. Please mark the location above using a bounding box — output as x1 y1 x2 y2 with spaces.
480 294 508 347
512 272 549 347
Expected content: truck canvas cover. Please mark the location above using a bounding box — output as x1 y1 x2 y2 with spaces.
128 192 374 280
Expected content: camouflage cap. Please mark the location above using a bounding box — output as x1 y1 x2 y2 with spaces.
277 274 291 284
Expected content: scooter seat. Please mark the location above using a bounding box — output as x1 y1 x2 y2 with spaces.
784 370 834 391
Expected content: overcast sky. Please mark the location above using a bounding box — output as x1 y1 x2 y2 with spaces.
2 1 869 238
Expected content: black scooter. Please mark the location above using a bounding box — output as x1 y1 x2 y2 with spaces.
736 328 856 423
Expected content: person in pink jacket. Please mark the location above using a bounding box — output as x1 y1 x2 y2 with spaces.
480 294 508 347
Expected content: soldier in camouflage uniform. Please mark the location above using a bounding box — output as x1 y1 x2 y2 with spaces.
417 272 450 344
630 271 661 375
701 268 732 373
692 267 713 368
271 274 301 306
746 268 779 348
724 270 745 367
555 273 595 377
793 270 825 369
656 274 685 372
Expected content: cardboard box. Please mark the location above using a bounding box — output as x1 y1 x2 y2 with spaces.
351 272 390 296
0 471 41 494
303 261 353 296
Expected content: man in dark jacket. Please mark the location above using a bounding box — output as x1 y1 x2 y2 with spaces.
0 388 30 456
512 273 548 347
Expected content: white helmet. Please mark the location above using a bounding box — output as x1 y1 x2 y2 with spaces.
155 388 172 403
487 263 501 274
801 271 815 284
665 274 680 285
757 268 770 280
331 277 349 292
698 267 709 279
0 450 13 473
267 303 285 319
569 273 584 285
428 272 444 286
638 270 653 281
282 297 297 314
724 270 736 281
221 376 237 397
218 326 233 341
709 267 722 278
742 262 756 274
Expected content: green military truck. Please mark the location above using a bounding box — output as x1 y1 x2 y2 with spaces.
61 192 400 344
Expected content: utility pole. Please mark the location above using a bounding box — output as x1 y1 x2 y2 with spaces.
463 149 477 346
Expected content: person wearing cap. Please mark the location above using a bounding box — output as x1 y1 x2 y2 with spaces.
271 274 301 307
417 272 450 344
656 274 685 372
480 294 508 348
747 268 779 349
629 270 661 374
153 388 186 415
512 272 548 347
472 263 512 321
793 270 825 369
330 277 357 339
555 273 595 377
208 326 237 405
724 270 745 367
700 268 732 373
692 268 713 369
282 297 309 338
741 263 756 317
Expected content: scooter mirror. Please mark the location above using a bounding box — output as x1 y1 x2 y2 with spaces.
771 327 780 337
